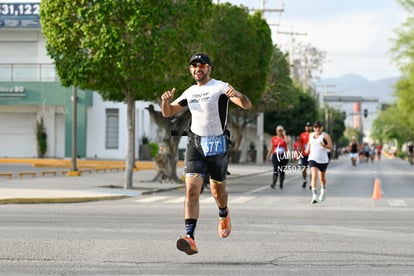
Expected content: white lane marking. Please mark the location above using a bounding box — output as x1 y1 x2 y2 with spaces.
230 196 254 204
248 186 269 194
165 196 185 203
387 199 407 207
200 197 216 204
133 196 169 203
134 196 254 204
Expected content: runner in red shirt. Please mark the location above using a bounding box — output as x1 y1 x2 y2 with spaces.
293 140 300 153
266 125 291 189
376 144 382 161
298 122 312 189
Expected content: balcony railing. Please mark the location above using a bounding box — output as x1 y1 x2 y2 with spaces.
0 63 59 82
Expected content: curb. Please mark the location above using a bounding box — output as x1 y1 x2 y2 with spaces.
0 195 130 205
0 167 272 204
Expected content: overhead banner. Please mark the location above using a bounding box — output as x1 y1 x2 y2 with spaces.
0 2 40 29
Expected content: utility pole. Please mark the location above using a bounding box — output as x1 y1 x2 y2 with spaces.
251 0 284 165
277 30 307 77
317 84 336 102
317 84 336 134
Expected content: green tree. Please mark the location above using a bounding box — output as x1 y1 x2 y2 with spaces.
202 3 273 155
291 43 327 90
393 74 414 141
40 0 212 188
343 127 364 145
264 87 319 137
372 104 413 146
372 0 414 147
391 0 414 73
326 107 346 148
143 2 274 173
260 46 296 112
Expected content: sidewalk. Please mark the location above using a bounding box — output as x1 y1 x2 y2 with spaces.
0 162 272 204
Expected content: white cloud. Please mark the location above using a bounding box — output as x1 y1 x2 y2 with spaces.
226 0 406 80
273 7 405 80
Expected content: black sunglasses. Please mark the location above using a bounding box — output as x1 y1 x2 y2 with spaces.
190 63 208 69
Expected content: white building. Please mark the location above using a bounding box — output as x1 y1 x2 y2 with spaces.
0 1 162 159
0 0 259 162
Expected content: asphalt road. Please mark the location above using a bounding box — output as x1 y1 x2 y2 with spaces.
0 156 413 275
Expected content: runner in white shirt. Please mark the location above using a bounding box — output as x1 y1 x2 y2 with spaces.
161 53 252 255
305 121 333 204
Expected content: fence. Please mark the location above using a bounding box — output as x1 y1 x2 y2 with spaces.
0 63 58 82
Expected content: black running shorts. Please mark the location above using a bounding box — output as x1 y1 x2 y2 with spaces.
309 160 328 172
185 134 229 182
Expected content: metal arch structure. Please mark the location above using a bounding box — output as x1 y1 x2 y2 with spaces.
322 95 379 133
323 96 379 103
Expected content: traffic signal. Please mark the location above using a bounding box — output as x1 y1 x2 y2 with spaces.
342 111 346 119
363 109 368 118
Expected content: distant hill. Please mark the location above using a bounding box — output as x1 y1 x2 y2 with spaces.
318 74 399 103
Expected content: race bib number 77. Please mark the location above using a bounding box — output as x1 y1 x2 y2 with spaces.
200 135 227 156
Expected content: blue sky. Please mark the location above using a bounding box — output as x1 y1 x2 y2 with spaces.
222 0 407 81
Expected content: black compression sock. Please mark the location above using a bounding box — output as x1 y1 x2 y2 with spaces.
219 207 228 218
185 218 197 239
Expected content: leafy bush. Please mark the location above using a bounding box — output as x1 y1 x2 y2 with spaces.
149 142 159 158
35 119 47 158
396 151 406 160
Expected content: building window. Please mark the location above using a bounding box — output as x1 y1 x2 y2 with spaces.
105 108 119 149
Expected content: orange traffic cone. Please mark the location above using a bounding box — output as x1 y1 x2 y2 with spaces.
372 178 382 200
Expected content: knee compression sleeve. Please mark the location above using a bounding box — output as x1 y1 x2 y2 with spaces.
185 173 205 179
211 179 224 185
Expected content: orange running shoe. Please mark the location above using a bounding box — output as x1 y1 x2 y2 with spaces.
176 235 198 255
218 208 232 238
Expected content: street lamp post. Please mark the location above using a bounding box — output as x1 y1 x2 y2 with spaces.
256 113 264 165
67 86 80 176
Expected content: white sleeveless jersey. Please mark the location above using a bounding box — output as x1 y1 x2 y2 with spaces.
174 79 229 136
308 132 329 164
